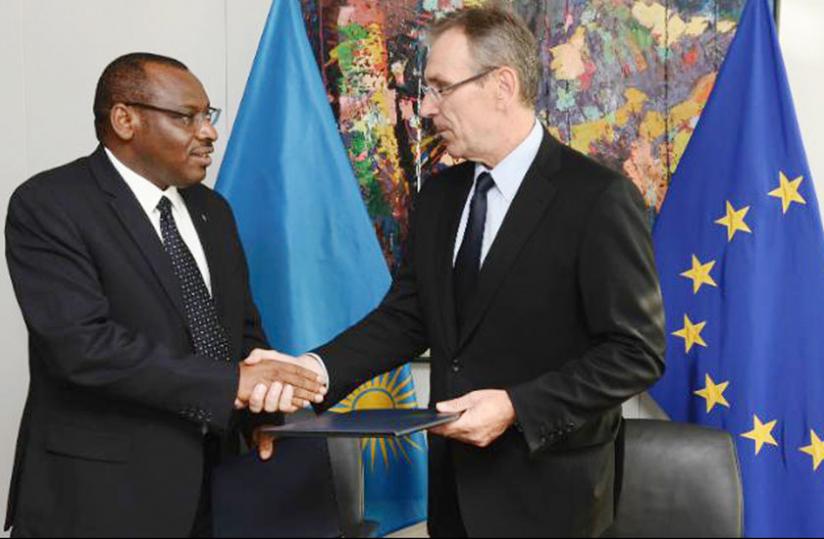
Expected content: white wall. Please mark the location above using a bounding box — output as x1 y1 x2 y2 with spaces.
0 0 822 532
781 0 824 198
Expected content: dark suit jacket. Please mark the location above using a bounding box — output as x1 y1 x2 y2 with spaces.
4 147 269 537
315 132 666 537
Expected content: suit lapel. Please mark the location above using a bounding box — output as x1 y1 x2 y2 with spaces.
89 147 188 325
435 166 474 353
180 187 226 317
457 132 563 349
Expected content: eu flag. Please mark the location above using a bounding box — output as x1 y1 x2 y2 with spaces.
215 0 426 534
651 0 824 535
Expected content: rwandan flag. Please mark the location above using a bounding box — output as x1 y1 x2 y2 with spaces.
215 0 426 534
651 0 824 535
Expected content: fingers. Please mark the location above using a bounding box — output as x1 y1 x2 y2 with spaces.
245 381 310 414
261 382 298 413
245 348 294 365
250 382 273 413
243 348 267 365
237 352 328 412
253 429 277 461
278 384 295 413
436 393 473 413
263 362 326 398
428 424 447 437
291 386 324 404
263 382 284 413
431 412 468 437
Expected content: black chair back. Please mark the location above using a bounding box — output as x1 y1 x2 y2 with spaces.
605 419 743 538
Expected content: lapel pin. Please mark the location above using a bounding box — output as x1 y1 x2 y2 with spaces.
201 214 208 223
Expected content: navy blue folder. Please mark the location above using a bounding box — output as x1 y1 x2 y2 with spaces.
260 409 460 438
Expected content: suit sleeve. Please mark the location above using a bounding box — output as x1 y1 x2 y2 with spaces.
507 178 666 456
313 187 432 411
5 183 240 432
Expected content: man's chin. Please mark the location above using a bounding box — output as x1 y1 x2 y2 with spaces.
176 170 207 188
443 141 466 161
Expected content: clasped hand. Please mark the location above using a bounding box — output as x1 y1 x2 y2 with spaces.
235 349 328 414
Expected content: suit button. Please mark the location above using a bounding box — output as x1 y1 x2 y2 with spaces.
452 363 460 373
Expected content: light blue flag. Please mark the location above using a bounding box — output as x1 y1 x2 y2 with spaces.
651 0 824 535
215 0 426 534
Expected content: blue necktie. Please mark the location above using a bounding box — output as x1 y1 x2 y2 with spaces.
454 172 495 327
157 196 231 363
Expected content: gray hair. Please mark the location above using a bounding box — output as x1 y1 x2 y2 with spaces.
428 6 540 108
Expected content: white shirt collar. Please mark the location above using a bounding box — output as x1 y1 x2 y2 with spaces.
104 147 185 215
474 120 544 202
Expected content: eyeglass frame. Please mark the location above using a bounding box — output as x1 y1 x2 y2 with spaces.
421 66 500 102
122 101 221 128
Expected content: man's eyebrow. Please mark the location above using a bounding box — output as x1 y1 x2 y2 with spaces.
176 101 210 112
425 75 447 86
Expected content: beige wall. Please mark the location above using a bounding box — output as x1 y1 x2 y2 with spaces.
0 0 822 532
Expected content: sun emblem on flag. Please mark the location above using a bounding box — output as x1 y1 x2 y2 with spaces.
330 367 425 470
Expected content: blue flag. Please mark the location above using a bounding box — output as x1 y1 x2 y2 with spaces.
651 0 824 535
215 0 426 534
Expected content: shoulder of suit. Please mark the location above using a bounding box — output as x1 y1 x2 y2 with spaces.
417 161 474 198
182 183 234 215
556 143 640 204
11 154 96 207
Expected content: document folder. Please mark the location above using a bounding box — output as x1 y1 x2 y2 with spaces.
260 409 459 438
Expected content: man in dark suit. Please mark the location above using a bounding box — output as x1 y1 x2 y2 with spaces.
4 53 326 537
251 6 666 538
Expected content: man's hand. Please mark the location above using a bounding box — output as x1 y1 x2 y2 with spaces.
251 426 277 461
429 389 517 448
239 349 328 413
236 349 327 413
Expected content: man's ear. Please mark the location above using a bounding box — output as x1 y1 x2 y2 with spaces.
496 66 520 108
109 104 138 142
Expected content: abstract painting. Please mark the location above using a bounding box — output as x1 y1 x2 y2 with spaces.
299 0 766 269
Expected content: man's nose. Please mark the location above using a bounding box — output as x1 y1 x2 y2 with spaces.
420 92 438 118
199 118 218 142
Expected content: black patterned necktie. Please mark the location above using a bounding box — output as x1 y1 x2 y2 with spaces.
157 196 231 362
454 172 496 327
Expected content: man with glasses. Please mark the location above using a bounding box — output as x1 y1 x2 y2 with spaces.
4 53 326 537
254 6 666 537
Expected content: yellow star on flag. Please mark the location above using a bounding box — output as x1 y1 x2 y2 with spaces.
741 415 779 455
672 314 708 353
694 374 730 413
680 255 718 294
715 201 752 242
800 430 824 471
769 172 806 214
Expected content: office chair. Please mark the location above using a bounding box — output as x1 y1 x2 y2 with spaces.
605 419 743 538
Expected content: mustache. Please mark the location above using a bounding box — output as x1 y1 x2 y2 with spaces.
190 145 214 156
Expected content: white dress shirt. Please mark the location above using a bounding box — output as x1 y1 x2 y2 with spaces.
104 148 213 295
453 120 544 266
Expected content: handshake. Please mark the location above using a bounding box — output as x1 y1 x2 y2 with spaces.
235 349 329 414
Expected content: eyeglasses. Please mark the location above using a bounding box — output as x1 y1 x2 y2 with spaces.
421 67 499 102
123 102 221 128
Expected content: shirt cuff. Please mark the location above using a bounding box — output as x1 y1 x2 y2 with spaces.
304 352 330 387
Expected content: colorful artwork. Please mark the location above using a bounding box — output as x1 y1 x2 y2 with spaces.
300 0 755 268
